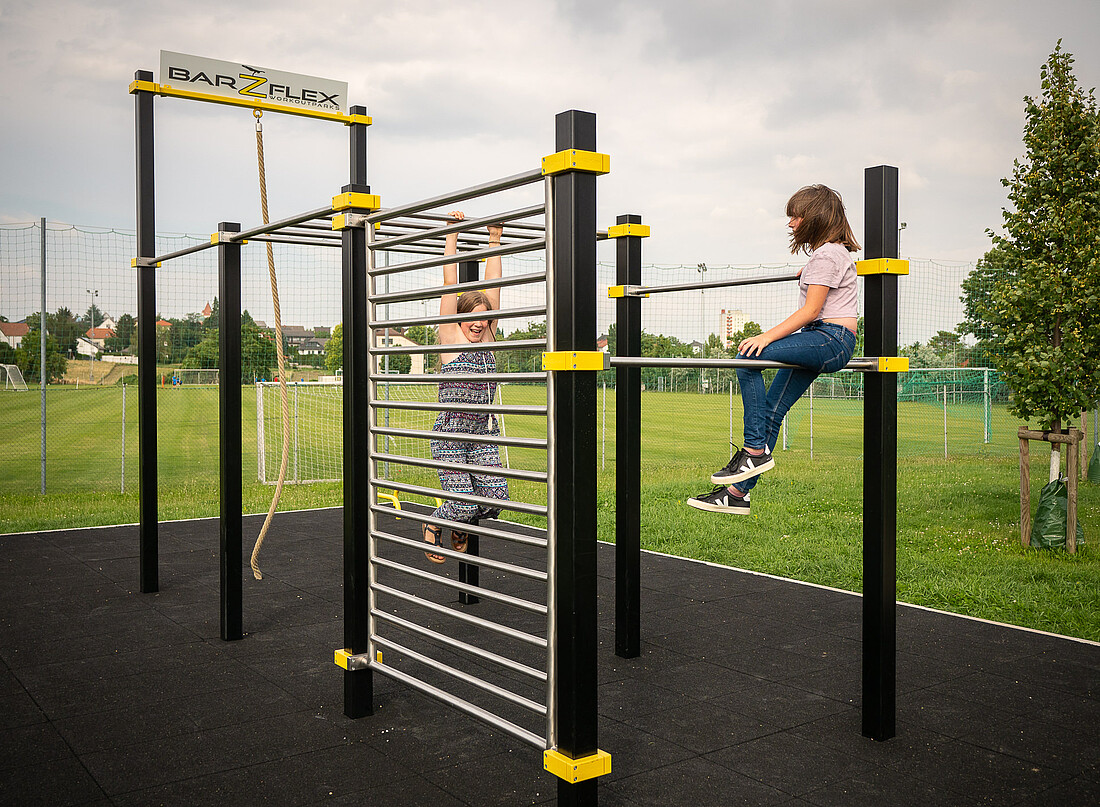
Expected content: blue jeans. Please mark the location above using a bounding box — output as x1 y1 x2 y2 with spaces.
733 321 856 494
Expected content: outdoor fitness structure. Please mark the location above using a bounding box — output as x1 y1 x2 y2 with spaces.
609 168 909 742
130 59 907 804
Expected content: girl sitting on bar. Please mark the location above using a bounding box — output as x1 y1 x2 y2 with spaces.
423 211 510 562
688 184 860 515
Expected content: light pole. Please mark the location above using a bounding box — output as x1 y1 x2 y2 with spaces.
86 288 98 382
898 222 907 257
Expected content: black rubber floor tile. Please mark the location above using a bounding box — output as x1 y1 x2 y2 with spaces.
886 735 1069 804
0 689 47 729
599 676 691 721
317 775 469 807
109 742 409 807
895 688 1005 739
620 697 773 754
707 641 835 684
598 717 696 783
922 670 1052 717
601 755 793 807
1012 774 1100 807
0 721 73 772
703 729 879 797
424 748 558 806
800 767 957 807
6 619 202 671
630 658 762 701
787 711 948 767
0 756 107 807
720 680 852 731
774 658 860 704
956 712 1100 774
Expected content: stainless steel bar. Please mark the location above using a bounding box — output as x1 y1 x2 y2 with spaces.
370 660 546 749
372 478 548 518
371 272 546 306
370 503 548 547
365 168 545 224
371 609 547 681
373 205 545 250
369 238 547 277
408 210 546 232
542 174 557 751
632 270 802 296
246 235 340 249
374 339 546 356
609 356 884 372
149 240 218 265
370 399 546 416
373 451 548 484
230 206 334 242
373 372 545 384
371 425 546 450
372 556 548 614
373 529 548 580
371 635 546 716
373 582 547 647
369 305 547 331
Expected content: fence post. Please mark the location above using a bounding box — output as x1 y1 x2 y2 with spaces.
40 217 47 495
984 369 991 444
862 165 900 742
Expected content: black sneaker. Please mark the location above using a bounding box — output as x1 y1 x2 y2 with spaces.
686 486 750 515
710 446 774 485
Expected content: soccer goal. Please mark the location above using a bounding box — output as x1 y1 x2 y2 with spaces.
1 364 28 391
174 368 219 385
255 379 511 485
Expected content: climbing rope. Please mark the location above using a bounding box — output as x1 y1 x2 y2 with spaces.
250 108 290 580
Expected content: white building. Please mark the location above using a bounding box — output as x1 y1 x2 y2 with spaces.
721 308 748 349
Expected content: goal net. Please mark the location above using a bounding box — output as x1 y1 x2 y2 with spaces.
174 368 219 385
255 379 511 485
1 364 28 391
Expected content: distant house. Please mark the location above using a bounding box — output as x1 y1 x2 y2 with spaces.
597 334 608 353
98 316 118 332
0 321 30 349
375 328 424 374
298 338 328 356
202 302 213 318
156 319 172 329
84 326 117 349
76 336 101 358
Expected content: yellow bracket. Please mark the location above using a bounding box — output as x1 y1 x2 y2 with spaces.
856 258 909 276
542 351 610 371
544 749 611 783
607 285 648 299
541 149 611 176
210 232 248 245
131 258 161 268
878 356 910 373
332 192 381 212
607 223 650 239
334 648 379 670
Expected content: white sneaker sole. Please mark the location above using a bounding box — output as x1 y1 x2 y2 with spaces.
686 497 750 515
710 456 774 485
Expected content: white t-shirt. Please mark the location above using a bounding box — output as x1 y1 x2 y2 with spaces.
798 242 858 320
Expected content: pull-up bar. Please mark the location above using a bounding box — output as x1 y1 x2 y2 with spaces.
611 269 802 297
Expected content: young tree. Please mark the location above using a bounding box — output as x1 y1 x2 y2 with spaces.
987 43 1100 480
958 246 1014 368
324 323 343 374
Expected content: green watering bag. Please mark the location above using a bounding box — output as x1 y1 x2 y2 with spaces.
1089 442 1100 484
1030 476 1085 549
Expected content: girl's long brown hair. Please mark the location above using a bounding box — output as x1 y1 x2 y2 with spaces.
787 185 860 255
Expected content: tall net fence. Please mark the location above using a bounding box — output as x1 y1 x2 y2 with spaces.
4 221 1092 505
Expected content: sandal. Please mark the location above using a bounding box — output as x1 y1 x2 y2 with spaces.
423 524 445 564
451 530 469 553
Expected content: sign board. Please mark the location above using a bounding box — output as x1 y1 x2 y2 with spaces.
159 51 348 116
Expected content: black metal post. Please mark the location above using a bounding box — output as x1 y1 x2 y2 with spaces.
614 215 643 659
862 165 899 741
458 258 482 605
550 109 600 807
343 105 374 718
134 70 158 593
218 222 243 641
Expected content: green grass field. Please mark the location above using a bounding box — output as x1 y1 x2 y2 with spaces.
3 384 1098 641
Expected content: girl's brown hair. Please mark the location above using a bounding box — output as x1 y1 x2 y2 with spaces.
457 290 496 340
786 185 861 255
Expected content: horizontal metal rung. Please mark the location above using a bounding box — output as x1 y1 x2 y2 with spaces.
371 609 546 681
371 205 545 251
370 399 547 416
609 355 891 373
372 582 547 648
373 339 546 356
372 425 547 450
370 503 548 547
369 238 547 277
370 272 546 306
629 270 802 296
372 372 546 384
373 452 548 484
374 528 546 580
370 660 546 749
372 635 546 716
373 478 548 518
372 556 547 615
365 169 545 225
370 305 547 332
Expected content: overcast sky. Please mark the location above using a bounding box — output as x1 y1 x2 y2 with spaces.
1 0 1098 267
